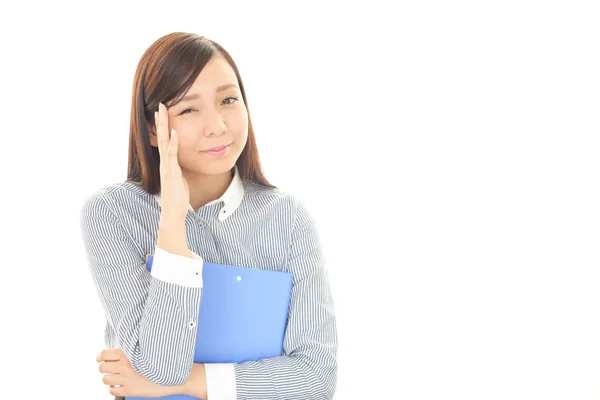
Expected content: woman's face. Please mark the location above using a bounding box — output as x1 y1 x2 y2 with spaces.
150 54 249 177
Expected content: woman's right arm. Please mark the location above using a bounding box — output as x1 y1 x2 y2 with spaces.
80 193 202 387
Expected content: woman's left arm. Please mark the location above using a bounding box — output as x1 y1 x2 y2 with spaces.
225 200 338 400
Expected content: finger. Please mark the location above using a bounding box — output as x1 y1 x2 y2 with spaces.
109 385 127 397
102 373 123 386
154 111 160 156
155 106 164 160
96 348 121 362
98 360 121 374
97 349 122 362
168 128 178 160
158 103 170 160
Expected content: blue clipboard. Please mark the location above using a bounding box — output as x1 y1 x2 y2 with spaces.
126 255 294 400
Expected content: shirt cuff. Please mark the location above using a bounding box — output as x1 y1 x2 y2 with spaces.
150 246 204 288
205 363 236 400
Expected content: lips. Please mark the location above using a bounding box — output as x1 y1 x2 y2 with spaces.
201 143 231 157
205 145 228 152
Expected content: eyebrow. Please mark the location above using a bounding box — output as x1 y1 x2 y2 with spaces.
179 84 239 103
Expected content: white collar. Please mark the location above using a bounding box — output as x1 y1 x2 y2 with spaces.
153 165 244 221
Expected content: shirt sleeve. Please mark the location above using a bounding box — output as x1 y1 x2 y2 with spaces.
205 363 237 400
80 193 202 386
233 200 338 399
151 245 203 288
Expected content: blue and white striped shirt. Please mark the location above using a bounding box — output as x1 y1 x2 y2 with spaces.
79 166 337 399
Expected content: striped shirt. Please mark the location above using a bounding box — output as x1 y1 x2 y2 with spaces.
79 166 338 399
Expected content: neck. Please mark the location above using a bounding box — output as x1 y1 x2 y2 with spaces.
184 168 234 213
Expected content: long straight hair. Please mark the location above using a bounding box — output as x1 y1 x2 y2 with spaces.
126 32 274 193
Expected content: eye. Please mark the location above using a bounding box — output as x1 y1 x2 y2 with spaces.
179 108 196 115
222 96 238 105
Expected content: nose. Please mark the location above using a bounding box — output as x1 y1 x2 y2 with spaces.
202 109 226 137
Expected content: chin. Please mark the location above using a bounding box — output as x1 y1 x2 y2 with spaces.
194 160 237 176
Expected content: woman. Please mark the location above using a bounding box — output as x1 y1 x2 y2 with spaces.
80 32 337 399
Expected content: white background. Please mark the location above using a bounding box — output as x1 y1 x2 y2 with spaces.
1 1 599 399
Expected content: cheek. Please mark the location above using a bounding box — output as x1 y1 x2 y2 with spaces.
227 111 249 139
174 131 196 158
174 130 192 146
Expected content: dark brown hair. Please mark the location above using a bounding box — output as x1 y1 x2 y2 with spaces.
126 32 274 193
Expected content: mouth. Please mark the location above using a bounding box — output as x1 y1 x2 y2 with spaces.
201 143 231 156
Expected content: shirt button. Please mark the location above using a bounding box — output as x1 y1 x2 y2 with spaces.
189 321 196 329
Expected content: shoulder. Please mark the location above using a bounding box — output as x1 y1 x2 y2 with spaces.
242 179 293 204
241 180 317 233
80 180 155 220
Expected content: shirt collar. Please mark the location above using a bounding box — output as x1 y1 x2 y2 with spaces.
153 165 244 221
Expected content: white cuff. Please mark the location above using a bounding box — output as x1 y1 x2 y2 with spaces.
150 246 203 288
205 363 236 400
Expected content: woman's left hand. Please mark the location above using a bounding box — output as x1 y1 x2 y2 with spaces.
97 349 181 398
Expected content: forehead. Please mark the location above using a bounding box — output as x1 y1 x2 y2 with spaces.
190 54 238 89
